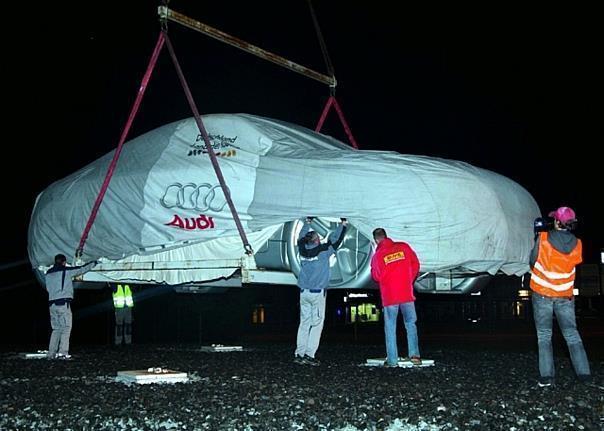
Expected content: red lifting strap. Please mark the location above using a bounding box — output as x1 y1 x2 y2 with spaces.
314 95 359 149
76 32 166 258
164 33 253 255
77 31 253 258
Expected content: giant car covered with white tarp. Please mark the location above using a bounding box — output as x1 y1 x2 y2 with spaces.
28 114 540 292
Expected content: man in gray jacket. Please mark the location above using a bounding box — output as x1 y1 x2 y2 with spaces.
294 217 347 365
45 254 97 359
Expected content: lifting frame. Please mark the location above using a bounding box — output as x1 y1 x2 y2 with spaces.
77 4 359 288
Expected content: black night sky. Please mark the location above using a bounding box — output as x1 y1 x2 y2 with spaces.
4 1 602 264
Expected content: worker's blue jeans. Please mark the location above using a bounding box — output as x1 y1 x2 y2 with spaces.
383 301 419 365
532 292 591 378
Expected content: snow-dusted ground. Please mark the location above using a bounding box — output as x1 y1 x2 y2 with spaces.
1 344 602 430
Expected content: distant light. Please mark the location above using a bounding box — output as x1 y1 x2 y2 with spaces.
518 290 530 297
470 291 481 296
601 249 604 264
573 288 579 296
348 293 369 298
343 297 347 303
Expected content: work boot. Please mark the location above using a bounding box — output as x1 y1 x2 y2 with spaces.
304 355 320 366
537 376 554 387
410 356 422 366
55 353 72 361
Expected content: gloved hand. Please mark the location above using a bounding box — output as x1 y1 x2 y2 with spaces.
305 216 314 223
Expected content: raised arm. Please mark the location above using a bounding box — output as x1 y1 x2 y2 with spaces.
529 233 541 268
298 217 313 241
328 219 348 252
66 260 97 277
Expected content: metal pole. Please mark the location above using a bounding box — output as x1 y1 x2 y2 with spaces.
158 6 336 87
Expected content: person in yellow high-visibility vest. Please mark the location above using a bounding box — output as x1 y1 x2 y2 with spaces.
113 284 134 345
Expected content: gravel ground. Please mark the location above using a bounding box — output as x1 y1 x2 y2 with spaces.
1 343 603 430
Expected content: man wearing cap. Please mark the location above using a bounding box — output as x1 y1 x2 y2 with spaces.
44 254 97 359
293 217 347 366
529 206 591 386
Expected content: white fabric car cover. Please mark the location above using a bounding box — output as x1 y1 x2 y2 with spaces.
28 114 540 284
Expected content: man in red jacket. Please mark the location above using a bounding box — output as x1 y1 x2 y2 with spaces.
371 228 421 367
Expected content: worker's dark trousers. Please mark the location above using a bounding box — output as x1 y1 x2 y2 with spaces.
114 307 133 345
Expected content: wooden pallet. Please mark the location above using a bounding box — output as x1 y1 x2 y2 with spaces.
365 358 435 368
199 344 243 352
20 351 48 359
116 369 188 384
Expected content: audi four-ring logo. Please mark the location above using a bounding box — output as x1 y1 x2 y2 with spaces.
161 183 227 212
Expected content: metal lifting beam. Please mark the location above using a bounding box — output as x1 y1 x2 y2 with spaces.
157 6 336 88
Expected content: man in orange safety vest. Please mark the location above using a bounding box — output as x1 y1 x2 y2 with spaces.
529 206 591 387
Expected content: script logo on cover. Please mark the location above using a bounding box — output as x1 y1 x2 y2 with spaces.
188 133 240 157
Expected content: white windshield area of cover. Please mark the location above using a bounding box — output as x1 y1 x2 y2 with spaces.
28 114 540 284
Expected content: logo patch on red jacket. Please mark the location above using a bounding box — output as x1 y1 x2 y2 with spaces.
384 251 405 264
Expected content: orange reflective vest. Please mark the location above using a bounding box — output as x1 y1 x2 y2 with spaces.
530 232 582 297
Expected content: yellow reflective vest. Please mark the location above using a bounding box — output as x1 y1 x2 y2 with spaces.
113 284 134 308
